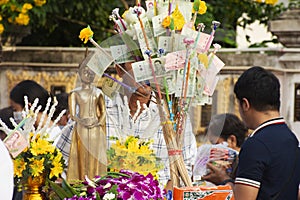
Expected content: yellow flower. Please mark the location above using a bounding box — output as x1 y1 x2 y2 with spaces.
192 0 207 15
0 15 2 21
21 3 33 13
79 26 94 44
13 158 27 178
0 24 4 34
29 158 45 177
122 10 129 20
10 5 17 12
171 5 185 31
0 0 9 6
34 0 47 7
30 138 54 156
162 16 171 28
139 145 153 154
265 0 278 5
49 161 63 179
15 13 30 25
198 1 207 15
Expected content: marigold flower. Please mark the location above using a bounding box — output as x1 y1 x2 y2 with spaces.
162 16 171 28
198 1 207 15
79 26 94 44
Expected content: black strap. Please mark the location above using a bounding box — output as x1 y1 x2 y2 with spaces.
272 147 299 200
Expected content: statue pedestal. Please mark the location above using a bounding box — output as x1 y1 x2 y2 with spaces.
269 8 300 69
268 8 300 48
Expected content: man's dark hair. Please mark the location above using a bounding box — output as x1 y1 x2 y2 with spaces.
234 66 280 111
208 113 248 147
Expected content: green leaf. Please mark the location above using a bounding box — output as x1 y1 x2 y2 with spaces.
193 0 200 12
169 18 175 30
48 180 70 199
61 178 78 196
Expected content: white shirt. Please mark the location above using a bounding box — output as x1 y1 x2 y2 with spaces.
0 140 14 200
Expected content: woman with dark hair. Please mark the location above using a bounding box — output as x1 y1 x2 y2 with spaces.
9 80 61 144
10 80 50 113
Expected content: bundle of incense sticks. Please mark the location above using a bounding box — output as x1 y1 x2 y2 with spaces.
156 94 193 187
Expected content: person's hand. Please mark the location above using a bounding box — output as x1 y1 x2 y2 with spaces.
128 84 152 116
202 162 232 185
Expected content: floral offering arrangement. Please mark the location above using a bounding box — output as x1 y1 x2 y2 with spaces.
78 0 226 188
13 132 65 187
0 96 67 188
50 170 165 200
0 0 47 35
107 136 163 179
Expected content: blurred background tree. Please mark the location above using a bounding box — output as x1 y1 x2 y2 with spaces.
2 0 288 47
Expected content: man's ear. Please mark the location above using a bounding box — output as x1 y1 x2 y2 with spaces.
241 98 250 111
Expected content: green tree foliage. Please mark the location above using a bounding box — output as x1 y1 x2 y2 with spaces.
21 0 127 46
19 0 287 47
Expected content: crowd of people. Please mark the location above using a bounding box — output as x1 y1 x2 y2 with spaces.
1 64 300 200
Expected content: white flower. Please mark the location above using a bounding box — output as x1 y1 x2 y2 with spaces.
122 6 146 25
103 193 116 200
103 182 111 189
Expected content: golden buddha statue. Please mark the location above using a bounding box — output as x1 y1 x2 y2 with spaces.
67 58 107 181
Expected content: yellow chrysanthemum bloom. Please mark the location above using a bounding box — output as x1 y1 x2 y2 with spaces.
15 13 30 25
0 15 2 21
139 145 153 154
0 0 9 6
171 5 185 31
30 138 54 156
29 158 45 177
79 26 93 44
127 140 139 153
21 3 33 13
53 151 63 163
49 162 63 179
0 24 4 34
34 0 47 7
162 16 171 28
13 158 27 178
